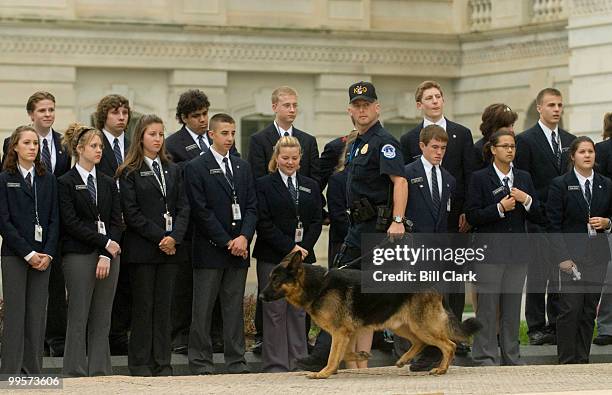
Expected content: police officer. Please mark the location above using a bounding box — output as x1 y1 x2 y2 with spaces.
297 81 408 371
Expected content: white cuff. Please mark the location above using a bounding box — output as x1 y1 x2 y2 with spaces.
24 251 36 262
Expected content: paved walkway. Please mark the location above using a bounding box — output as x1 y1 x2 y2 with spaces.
10 364 612 394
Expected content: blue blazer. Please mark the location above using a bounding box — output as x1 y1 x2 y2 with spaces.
466 165 545 264
0 169 59 259
546 170 612 267
253 171 322 264
326 170 349 243
405 159 455 233
184 150 257 269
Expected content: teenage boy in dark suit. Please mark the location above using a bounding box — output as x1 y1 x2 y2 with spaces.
515 87 577 345
184 113 257 375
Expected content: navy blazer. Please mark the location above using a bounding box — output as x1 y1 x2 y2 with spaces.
57 167 123 259
119 161 190 264
326 170 349 243
247 123 320 182
184 150 257 269
166 126 239 169
319 135 347 190
96 134 131 179
596 139 612 178
400 119 475 205
253 172 322 264
466 165 545 264
546 170 612 267
515 123 576 204
0 170 59 259
2 130 70 177
473 137 487 171
405 159 455 233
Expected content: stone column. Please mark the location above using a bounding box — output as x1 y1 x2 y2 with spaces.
567 0 612 139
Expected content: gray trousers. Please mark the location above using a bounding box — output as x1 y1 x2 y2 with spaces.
257 261 307 373
62 253 120 377
188 267 248 374
596 236 612 336
0 256 50 374
472 263 527 366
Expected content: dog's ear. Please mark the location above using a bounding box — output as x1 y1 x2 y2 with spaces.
284 250 304 276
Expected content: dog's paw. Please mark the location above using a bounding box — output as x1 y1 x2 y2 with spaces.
428 367 448 376
307 370 332 379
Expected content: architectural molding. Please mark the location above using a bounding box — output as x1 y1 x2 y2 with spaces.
570 0 612 16
462 37 568 65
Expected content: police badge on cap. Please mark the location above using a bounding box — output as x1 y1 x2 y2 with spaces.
349 81 377 103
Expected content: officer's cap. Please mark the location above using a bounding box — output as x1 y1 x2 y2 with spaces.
349 81 377 103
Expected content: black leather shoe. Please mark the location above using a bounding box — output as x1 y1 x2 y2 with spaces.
212 340 224 354
251 340 263 355
528 330 555 345
455 342 470 357
409 346 442 372
296 353 328 372
173 344 188 354
593 335 612 345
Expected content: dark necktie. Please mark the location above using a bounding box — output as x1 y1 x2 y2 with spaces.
503 176 511 196
42 139 52 172
152 161 162 183
113 137 123 166
197 135 207 153
283 131 289 137
431 165 440 218
87 174 96 204
223 157 234 187
287 176 297 203
551 131 561 169
25 172 32 189
585 179 592 205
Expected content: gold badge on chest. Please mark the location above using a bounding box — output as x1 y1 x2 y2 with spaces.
360 144 369 155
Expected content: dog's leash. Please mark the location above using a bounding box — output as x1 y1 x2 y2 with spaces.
336 234 410 270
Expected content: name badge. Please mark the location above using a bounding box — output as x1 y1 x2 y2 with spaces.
295 221 304 243
410 177 423 184
140 171 154 177
298 186 311 193
186 144 199 151
492 186 505 195
164 213 173 233
568 185 580 191
588 223 597 238
7 182 20 188
96 220 106 235
447 197 452 212
210 169 223 175
75 184 87 190
232 203 242 221
34 224 43 242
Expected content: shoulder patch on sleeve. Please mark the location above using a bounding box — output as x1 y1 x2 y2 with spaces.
381 144 396 159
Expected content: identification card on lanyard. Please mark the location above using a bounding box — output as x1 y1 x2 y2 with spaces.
232 197 242 221
34 224 43 242
97 216 107 235
295 220 303 243
588 223 597 238
164 212 173 232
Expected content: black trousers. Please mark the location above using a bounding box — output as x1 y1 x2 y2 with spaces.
109 260 131 351
45 255 67 353
128 262 177 376
525 227 561 333
557 264 605 364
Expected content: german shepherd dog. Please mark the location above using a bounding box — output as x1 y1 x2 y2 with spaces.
260 251 482 379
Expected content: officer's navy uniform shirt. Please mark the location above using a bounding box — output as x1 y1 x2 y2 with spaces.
345 121 405 247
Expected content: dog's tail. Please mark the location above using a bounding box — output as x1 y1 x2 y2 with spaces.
447 314 483 342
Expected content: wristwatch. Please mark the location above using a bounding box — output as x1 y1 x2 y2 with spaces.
392 215 403 223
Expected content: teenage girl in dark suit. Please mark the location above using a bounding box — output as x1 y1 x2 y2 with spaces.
59 123 122 377
0 125 59 374
547 136 612 364
254 136 322 372
117 115 190 376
